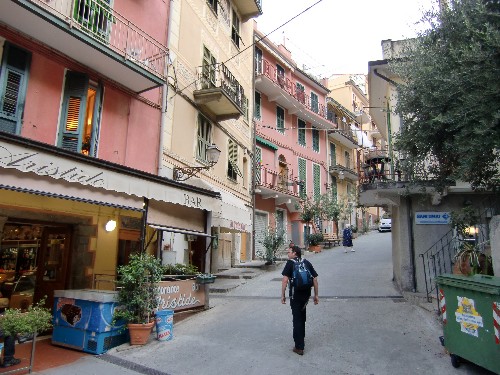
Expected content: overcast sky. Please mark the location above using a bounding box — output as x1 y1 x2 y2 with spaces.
255 0 437 77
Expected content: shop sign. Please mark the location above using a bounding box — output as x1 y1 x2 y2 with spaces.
156 279 206 312
230 220 246 231
415 212 451 225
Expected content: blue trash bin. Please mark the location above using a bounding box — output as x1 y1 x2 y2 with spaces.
155 310 174 341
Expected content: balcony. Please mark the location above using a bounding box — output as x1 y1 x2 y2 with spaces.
329 164 358 182
327 123 358 149
254 165 302 212
255 59 334 130
0 0 168 93
193 63 245 121
232 0 262 20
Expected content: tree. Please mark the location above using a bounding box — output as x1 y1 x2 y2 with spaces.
319 193 343 236
391 0 500 191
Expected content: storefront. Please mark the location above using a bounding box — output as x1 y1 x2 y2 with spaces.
0 134 220 309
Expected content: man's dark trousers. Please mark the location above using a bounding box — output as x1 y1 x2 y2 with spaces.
290 294 309 350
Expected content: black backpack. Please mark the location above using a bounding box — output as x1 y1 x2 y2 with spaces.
291 259 313 291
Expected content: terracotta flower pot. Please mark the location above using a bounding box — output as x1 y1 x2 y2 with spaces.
128 321 154 345
309 245 321 253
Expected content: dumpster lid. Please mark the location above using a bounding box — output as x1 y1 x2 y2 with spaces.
436 274 500 295
54 289 118 302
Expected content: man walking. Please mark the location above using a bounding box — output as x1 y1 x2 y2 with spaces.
281 246 318 355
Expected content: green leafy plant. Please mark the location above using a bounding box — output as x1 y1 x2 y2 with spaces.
114 252 163 324
306 232 324 246
162 263 199 276
0 298 52 336
257 224 286 264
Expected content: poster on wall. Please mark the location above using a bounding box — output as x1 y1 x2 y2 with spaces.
415 212 451 225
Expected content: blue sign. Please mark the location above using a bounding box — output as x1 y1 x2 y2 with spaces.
415 212 451 225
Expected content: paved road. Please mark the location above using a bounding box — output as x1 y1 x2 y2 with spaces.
36 231 496 375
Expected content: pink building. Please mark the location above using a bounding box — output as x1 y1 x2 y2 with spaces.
0 1 220 308
253 28 335 252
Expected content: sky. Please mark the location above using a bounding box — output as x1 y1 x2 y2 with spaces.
255 0 437 77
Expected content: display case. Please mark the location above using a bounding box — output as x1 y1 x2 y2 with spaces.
0 240 39 277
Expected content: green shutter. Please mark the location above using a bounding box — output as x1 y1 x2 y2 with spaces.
197 115 211 161
255 146 262 185
313 164 321 200
202 46 217 89
0 43 31 134
298 119 306 146
312 128 319 152
227 140 242 180
330 143 336 166
58 71 89 153
254 91 261 120
298 158 306 198
277 106 284 133
311 92 318 113
331 176 337 199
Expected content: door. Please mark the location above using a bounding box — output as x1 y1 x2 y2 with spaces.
254 212 267 259
35 227 72 309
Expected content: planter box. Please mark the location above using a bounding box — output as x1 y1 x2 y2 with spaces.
196 276 216 284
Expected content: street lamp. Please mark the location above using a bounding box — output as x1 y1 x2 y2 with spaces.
173 143 221 181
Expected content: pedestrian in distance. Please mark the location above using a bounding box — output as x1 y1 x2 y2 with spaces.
281 246 318 355
342 224 355 253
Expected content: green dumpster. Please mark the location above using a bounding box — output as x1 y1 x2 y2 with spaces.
436 274 500 373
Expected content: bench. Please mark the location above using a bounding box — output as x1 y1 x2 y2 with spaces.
322 233 341 248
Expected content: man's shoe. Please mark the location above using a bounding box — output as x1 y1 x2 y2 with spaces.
292 347 304 355
2 358 21 367
351 249 355 252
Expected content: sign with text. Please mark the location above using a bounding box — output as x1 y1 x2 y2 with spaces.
415 212 451 225
156 279 206 312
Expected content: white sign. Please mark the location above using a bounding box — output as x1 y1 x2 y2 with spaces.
415 212 451 225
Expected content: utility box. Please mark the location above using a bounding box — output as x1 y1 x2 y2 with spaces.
52 289 128 354
436 274 500 373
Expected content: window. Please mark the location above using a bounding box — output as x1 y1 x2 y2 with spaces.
276 64 285 88
202 46 217 89
310 92 319 113
227 139 242 181
330 143 336 166
296 82 305 104
276 106 285 133
331 176 337 200
254 91 261 120
345 151 351 169
254 146 262 185
312 128 319 152
313 163 321 200
255 47 262 74
298 119 306 146
58 71 103 156
231 10 240 48
298 158 307 198
73 0 113 41
243 96 249 122
207 0 217 14
0 43 31 135
197 114 212 162
276 210 285 238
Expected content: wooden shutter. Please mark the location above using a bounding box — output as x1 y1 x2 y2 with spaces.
89 82 103 157
197 115 211 161
330 142 336 166
202 47 216 89
254 91 261 119
312 128 319 152
0 43 31 134
254 146 262 185
276 106 284 133
298 158 306 198
313 163 321 200
298 119 306 146
59 71 88 152
227 140 242 180
311 92 318 113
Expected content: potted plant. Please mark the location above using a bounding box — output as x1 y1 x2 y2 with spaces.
162 263 199 280
114 252 163 345
257 222 286 265
306 233 324 253
0 298 52 337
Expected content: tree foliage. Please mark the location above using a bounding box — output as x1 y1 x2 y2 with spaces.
391 0 500 191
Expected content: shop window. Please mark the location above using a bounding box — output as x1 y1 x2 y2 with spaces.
58 71 103 156
0 43 31 135
197 114 212 163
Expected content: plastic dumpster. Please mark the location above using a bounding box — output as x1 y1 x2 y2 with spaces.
436 274 500 373
155 309 174 341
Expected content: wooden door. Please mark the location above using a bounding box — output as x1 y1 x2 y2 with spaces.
35 227 71 309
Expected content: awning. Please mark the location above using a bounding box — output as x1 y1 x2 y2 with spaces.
256 136 278 150
148 224 214 238
0 138 220 212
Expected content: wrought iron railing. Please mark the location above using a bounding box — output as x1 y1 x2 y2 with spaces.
29 0 168 79
256 59 334 125
197 63 245 111
255 165 301 197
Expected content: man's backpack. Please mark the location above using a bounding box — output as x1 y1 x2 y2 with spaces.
291 259 313 291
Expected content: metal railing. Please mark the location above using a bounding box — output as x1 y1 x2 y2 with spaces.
197 63 245 111
29 0 168 79
255 165 302 197
256 59 334 125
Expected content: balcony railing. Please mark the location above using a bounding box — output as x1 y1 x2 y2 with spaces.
29 0 168 79
195 63 245 117
255 165 301 197
256 59 334 126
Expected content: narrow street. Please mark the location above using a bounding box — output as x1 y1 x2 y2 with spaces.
37 231 495 375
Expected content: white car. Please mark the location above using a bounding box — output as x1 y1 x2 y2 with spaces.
378 218 392 232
